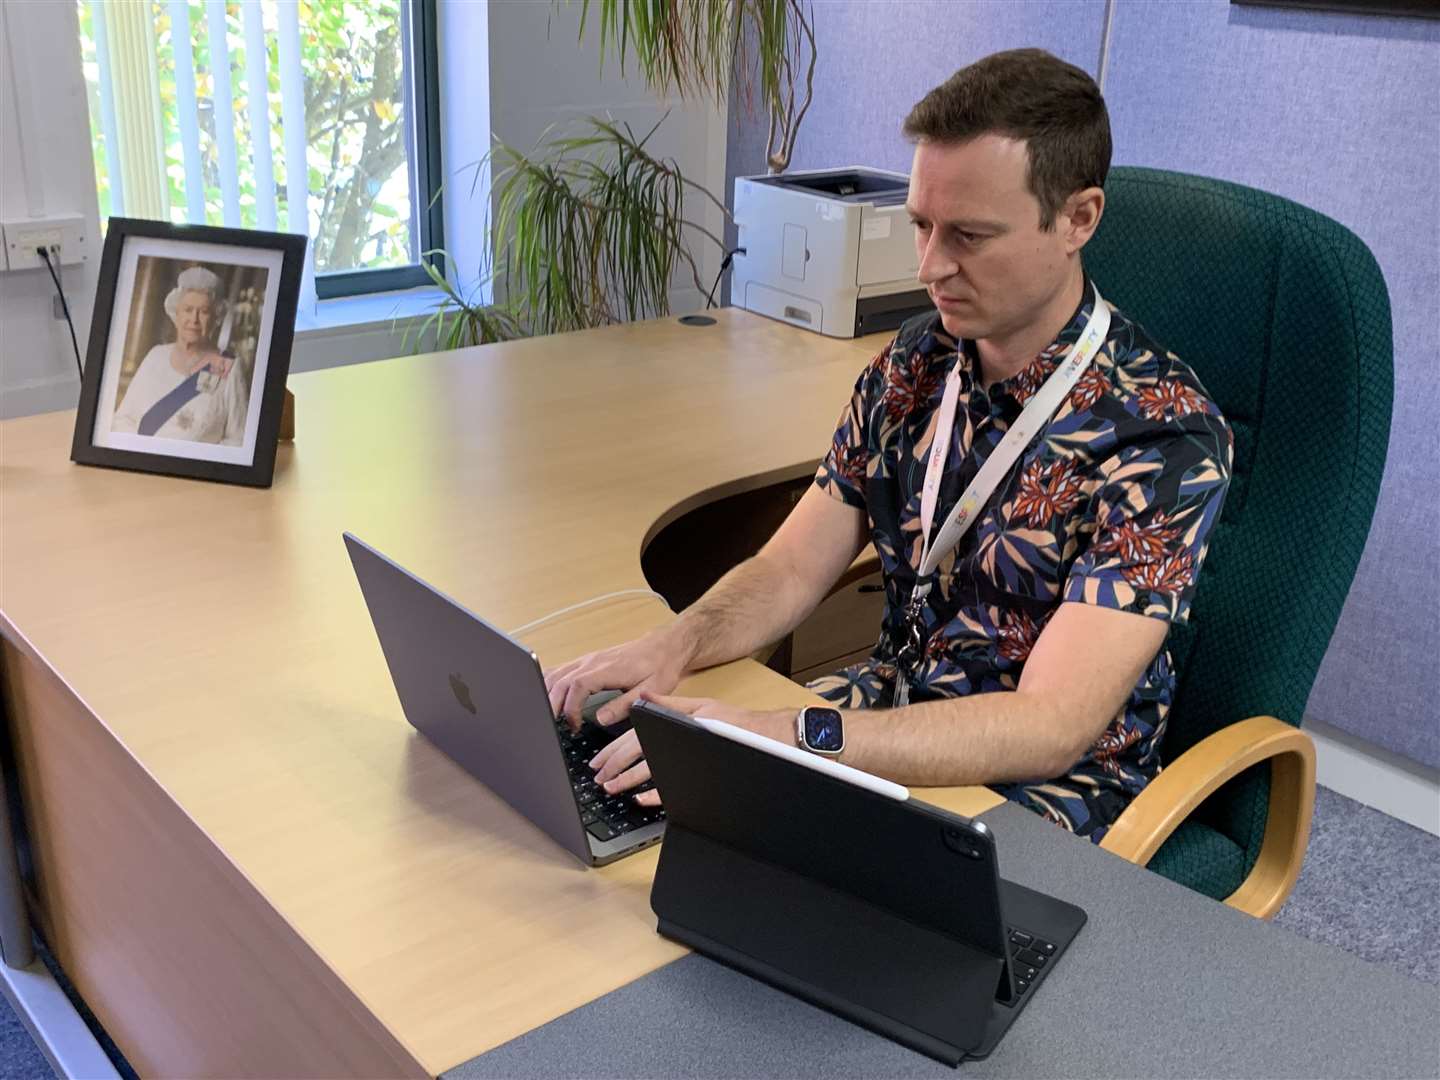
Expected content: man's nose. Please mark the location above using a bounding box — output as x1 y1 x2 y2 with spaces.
916 234 957 286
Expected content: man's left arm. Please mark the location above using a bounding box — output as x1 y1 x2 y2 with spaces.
651 602 1166 786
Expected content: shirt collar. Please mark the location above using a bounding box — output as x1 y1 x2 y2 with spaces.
934 277 1098 409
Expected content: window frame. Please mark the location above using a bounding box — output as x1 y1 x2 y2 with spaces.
314 0 446 300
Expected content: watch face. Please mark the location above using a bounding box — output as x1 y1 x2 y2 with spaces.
803 707 844 753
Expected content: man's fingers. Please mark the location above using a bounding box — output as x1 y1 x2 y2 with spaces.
633 788 663 808
547 669 583 718
561 677 598 733
543 657 582 696
591 731 643 782
589 728 638 773
596 681 652 727
546 675 566 716
601 760 651 795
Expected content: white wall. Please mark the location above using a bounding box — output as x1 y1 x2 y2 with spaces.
437 0 493 306
0 0 102 420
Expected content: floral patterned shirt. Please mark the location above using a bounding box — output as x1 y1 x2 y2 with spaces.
810 278 1233 842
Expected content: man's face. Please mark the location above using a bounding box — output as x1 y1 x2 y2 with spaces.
174 290 215 348
906 135 1076 343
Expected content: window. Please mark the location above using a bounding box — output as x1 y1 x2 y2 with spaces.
76 0 443 300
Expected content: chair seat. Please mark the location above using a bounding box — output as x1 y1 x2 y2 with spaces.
1146 820 1247 902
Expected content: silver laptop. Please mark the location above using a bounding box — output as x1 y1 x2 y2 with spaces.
344 532 666 866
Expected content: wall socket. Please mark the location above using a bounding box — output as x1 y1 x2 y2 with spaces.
1 215 88 272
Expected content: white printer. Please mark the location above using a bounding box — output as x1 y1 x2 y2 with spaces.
730 166 931 339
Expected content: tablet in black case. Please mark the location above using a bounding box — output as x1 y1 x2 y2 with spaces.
631 700 1087 1065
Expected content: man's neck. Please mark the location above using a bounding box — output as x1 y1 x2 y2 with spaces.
974 266 1086 390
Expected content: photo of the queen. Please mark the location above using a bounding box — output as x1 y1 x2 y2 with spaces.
74 219 303 486
109 261 266 446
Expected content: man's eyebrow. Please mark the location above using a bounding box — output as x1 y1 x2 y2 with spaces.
903 207 1007 232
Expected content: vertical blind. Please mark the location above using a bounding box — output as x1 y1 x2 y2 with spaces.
82 0 435 301
87 0 316 304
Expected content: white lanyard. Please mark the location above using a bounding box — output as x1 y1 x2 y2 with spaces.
893 287 1111 706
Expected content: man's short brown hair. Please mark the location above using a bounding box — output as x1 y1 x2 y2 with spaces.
903 48 1111 231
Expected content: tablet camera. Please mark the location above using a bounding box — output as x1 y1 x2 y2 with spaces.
943 825 983 860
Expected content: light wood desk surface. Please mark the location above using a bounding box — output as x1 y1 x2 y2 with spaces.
0 309 998 1076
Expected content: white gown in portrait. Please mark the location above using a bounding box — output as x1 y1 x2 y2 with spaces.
111 344 250 446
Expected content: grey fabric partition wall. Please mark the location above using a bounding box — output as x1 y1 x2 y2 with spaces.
1101 1 1438 767
726 0 1439 768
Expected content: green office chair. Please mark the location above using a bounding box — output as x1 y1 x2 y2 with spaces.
1085 167 1393 917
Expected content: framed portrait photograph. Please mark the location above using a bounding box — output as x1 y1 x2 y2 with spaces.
71 218 307 487
1231 0 1440 15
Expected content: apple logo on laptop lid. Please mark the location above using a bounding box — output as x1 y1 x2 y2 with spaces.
449 673 477 715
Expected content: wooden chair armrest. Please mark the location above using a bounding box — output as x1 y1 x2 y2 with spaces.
1100 715 1316 919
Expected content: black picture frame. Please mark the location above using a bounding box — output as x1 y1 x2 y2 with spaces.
70 218 307 488
1231 0 1440 18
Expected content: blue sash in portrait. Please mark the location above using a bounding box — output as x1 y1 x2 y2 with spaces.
137 371 203 437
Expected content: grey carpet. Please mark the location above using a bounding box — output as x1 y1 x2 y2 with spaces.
0 784 1434 1077
0 998 49 1080
1272 785 1440 986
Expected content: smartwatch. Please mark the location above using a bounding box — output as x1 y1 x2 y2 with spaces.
795 706 845 757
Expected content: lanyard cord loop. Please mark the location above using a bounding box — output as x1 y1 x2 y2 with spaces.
892 287 1112 706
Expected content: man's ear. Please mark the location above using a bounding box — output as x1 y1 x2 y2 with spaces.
1062 186 1105 254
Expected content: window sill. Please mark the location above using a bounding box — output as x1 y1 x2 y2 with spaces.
293 287 448 340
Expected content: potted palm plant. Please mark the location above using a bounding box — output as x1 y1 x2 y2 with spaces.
417 0 817 348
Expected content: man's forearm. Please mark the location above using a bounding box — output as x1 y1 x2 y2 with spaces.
668 551 823 672
832 691 1101 787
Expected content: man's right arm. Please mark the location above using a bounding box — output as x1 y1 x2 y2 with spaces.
545 483 870 727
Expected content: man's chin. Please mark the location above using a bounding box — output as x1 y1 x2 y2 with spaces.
936 309 982 340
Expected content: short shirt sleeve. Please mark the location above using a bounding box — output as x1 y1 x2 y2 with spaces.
814 346 890 510
1062 400 1233 625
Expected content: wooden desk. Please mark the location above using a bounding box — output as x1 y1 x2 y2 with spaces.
0 310 996 1077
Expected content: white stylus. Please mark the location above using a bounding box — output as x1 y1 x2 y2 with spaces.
690 713 911 802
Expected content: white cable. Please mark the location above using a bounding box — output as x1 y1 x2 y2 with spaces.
509 588 672 636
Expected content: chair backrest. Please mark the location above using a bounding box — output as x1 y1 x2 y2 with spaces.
1085 169 1393 879
1087 167 1393 763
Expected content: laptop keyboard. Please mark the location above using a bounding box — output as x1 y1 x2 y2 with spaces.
555 718 665 843
1001 928 1057 1005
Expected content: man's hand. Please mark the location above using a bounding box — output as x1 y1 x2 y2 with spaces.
588 694 794 807
545 485 868 733
543 625 695 731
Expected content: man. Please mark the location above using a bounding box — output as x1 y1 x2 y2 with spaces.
545 49 1232 842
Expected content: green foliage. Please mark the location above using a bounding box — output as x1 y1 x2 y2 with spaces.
407 252 524 351
581 0 735 107
577 0 816 173
489 116 728 335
